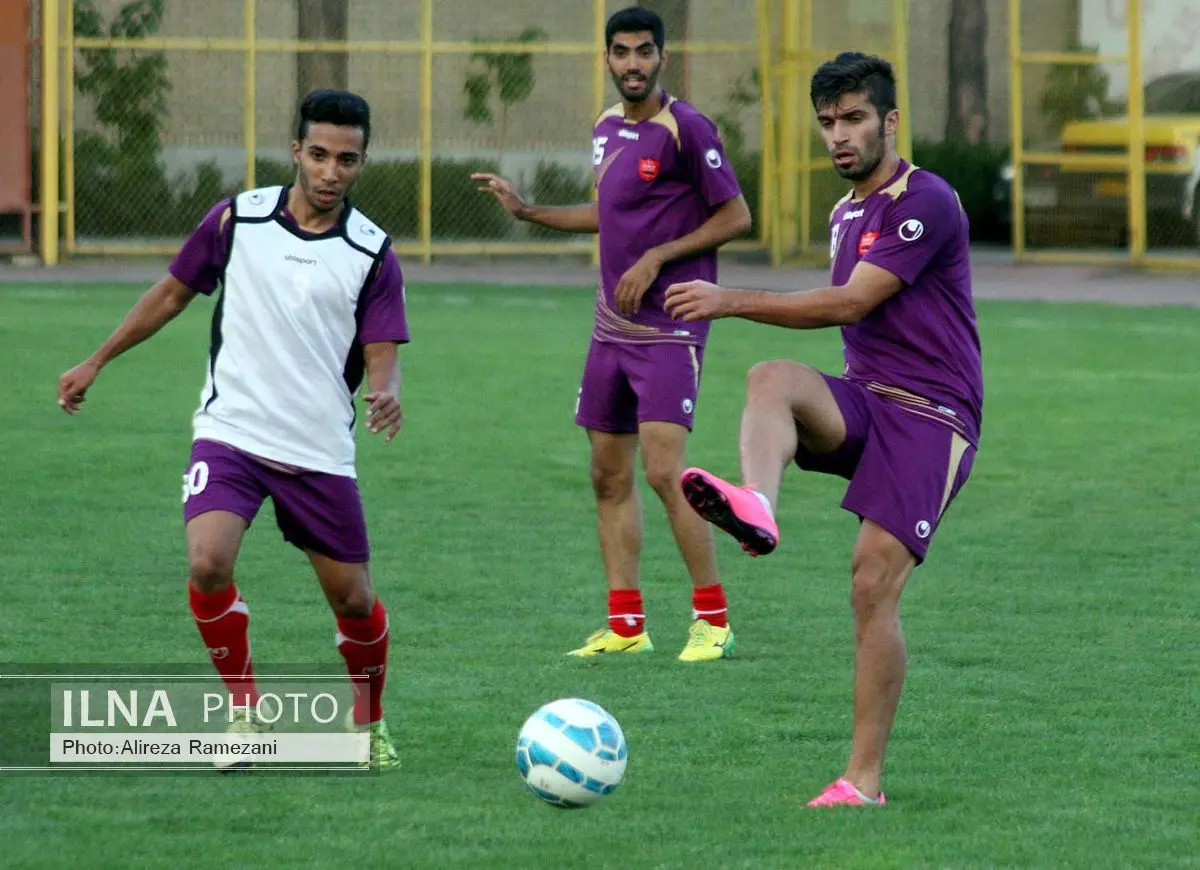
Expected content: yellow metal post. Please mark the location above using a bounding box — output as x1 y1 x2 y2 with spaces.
64 0 75 253
755 0 776 258
893 0 912 161
591 0 606 268
779 0 800 260
419 0 434 264
797 0 812 260
1126 0 1145 263
40 0 60 266
1008 0 1025 260
244 0 256 189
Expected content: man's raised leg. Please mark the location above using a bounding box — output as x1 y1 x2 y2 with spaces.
639 421 733 662
309 551 399 770
808 519 914 808
568 430 653 656
681 361 847 556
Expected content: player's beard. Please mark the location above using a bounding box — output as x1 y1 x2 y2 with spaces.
831 119 887 181
611 61 661 103
297 168 346 215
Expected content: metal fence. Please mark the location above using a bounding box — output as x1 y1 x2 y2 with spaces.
1010 0 1200 269
34 0 918 267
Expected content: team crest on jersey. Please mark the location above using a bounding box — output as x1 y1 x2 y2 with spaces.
638 158 661 181
858 231 880 256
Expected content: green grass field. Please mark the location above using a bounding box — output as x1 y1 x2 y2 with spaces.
1 280 1197 869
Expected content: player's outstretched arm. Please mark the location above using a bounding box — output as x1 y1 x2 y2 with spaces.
471 172 599 234
663 262 904 329
362 342 404 442
57 274 198 414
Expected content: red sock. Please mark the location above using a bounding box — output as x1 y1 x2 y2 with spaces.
336 598 390 726
189 583 260 708
692 584 728 628
608 589 645 637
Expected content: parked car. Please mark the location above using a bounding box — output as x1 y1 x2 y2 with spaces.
997 70 1200 249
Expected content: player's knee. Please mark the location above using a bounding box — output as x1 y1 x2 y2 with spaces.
188 551 235 594
590 460 633 501
328 584 375 619
642 459 680 498
746 360 811 401
849 550 906 618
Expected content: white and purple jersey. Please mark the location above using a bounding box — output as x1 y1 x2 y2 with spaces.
168 186 410 477
828 161 984 444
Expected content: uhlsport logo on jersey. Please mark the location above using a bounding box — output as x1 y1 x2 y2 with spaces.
682 398 694 414
898 219 924 242
705 148 722 169
915 520 932 539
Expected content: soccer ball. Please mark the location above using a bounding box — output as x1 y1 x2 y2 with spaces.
515 698 628 808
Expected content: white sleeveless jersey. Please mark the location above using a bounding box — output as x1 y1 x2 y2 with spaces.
191 186 391 478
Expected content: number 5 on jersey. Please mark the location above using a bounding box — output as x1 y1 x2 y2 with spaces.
593 136 608 165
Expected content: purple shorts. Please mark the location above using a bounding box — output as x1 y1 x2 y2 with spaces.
574 339 704 434
795 376 977 563
181 439 370 564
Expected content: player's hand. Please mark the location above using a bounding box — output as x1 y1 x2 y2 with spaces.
58 359 101 414
362 391 403 442
471 173 528 219
664 280 733 322
614 252 663 316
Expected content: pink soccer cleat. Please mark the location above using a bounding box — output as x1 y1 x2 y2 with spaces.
679 467 779 557
806 778 886 808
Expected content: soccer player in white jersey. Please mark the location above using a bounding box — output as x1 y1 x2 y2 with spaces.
57 89 409 771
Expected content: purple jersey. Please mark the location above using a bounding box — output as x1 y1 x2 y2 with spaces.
592 94 742 347
828 161 984 443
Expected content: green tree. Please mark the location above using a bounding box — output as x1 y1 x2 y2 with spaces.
1040 40 1121 132
462 27 547 148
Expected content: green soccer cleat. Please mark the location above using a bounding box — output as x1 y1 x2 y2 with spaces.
214 707 273 773
567 628 654 657
677 619 736 662
345 711 402 771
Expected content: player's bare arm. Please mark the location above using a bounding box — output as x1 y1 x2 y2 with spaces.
612 195 752 317
57 273 198 414
471 172 599 233
362 341 403 441
663 260 903 327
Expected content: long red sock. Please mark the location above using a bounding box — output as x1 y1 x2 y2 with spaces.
691 583 728 628
189 583 260 708
336 598 390 726
608 589 646 637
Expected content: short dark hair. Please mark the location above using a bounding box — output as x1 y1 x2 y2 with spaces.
296 89 372 150
810 52 897 117
605 6 665 52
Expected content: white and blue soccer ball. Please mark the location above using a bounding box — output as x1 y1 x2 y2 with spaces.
515 698 627 808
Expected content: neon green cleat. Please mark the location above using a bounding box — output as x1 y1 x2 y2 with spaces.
567 628 654 657
345 712 401 771
214 707 272 773
677 619 735 662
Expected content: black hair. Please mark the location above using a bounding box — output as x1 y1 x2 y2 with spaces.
810 52 897 116
296 89 372 150
605 6 665 52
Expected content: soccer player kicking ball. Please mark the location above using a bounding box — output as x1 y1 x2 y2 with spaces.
664 53 984 806
57 90 408 772
472 6 752 662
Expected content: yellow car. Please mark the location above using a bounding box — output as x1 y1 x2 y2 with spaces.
1019 70 1200 248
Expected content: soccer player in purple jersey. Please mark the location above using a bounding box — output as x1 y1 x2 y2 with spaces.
472 6 752 662
57 90 407 771
664 53 984 805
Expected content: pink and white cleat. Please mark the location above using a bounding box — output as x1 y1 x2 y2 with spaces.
806 778 886 808
679 467 779 557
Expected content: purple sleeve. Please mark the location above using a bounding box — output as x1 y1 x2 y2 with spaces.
678 111 742 209
862 185 961 285
168 200 233 296
357 248 410 345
